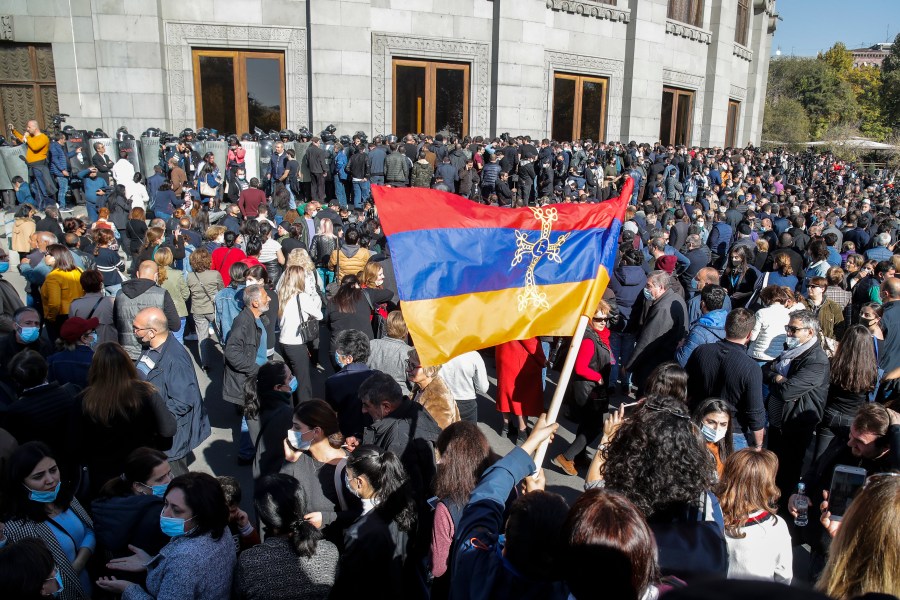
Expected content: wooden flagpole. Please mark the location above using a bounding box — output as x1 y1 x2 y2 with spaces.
532 313 589 471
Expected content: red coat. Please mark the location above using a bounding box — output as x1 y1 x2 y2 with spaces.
495 338 546 417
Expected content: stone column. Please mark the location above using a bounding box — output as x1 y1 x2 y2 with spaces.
620 0 667 142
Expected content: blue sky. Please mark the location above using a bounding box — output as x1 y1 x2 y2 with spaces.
772 0 900 57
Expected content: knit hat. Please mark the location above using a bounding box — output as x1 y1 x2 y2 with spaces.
60 317 99 343
656 255 677 274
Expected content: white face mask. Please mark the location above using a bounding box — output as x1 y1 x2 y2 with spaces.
785 336 802 349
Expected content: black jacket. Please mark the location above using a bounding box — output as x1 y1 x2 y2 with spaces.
332 509 413 600
625 288 688 388
91 494 169 561
764 344 830 429
325 363 377 440
306 144 328 175
247 390 294 480
35 216 64 240
1 382 79 474
223 308 263 405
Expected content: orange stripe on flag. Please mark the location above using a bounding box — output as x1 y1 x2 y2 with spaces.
401 268 611 366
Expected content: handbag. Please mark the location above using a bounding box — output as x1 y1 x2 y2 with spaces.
362 290 386 339
651 493 728 582
295 294 319 343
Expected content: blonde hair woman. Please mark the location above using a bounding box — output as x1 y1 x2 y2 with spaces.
278 258 323 405
817 474 900 598
154 247 189 343
406 348 460 430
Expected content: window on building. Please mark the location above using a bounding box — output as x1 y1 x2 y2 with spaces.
735 0 750 46
551 73 608 142
393 59 469 138
667 0 703 28
725 100 741 148
659 87 694 146
192 49 285 133
0 44 58 131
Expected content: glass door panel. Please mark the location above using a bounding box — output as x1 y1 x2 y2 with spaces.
552 76 576 141
245 57 283 132
395 64 426 135
435 67 465 138
660 90 675 145
198 55 236 134
580 79 605 142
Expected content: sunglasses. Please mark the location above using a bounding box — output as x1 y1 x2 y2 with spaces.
406 362 422 372
864 472 900 489
644 402 690 420
784 325 809 334
592 317 609 323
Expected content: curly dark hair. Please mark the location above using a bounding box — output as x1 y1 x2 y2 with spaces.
601 396 714 519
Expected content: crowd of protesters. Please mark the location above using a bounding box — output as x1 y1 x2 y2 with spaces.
0 118 898 600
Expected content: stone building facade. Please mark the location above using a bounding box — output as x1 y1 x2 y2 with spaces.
1 0 777 146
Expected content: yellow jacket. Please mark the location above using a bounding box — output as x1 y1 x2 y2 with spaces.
41 268 84 321
12 129 50 163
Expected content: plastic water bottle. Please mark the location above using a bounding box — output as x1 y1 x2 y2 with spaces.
794 482 809 527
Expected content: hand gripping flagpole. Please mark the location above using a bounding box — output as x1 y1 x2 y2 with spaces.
532 313 589 472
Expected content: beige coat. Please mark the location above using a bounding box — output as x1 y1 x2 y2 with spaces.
12 217 35 254
329 245 371 282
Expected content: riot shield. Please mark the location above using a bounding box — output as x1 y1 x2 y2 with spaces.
65 130 91 172
117 139 142 176
140 136 161 177
258 138 273 184
242 141 260 181
206 140 227 175
0 147 10 192
1 144 28 184
323 142 335 182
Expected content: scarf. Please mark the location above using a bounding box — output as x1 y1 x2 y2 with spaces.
594 326 614 365
773 336 817 378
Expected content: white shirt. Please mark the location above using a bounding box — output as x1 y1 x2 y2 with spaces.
112 158 135 185
725 513 793 584
279 290 323 345
748 303 791 361
439 351 489 401
124 180 148 210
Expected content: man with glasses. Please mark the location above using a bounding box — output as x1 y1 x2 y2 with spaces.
764 310 830 504
788 402 900 565
133 307 210 476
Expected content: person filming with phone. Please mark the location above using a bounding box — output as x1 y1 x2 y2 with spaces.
787 402 900 575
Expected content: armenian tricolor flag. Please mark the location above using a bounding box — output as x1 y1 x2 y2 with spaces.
372 177 633 366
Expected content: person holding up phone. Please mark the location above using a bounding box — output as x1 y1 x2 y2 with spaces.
788 403 900 560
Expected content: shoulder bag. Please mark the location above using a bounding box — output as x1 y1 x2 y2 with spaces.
295 294 319 343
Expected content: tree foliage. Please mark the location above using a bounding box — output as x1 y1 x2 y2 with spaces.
882 33 900 130
762 97 811 149
820 42 854 78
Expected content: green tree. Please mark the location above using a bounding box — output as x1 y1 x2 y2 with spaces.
762 97 811 148
766 57 858 139
882 33 900 129
820 42 854 79
846 65 891 140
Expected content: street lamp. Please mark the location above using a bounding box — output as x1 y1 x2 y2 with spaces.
775 46 782 56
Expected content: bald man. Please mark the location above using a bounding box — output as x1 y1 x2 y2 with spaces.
114 260 181 360
688 266 731 325
133 307 210 475
18 231 58 313
8 119 56 208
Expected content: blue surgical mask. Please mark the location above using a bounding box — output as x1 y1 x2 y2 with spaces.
701 424 726 443
25 481 60 503
287 428 312 451
52 570 64 597
0 261 9 273
344 473 361 498
140 481 169 497
643 288 653 301
160 512 195 538
88 332 99 348
785 336 801 349
18 326 40 343
334 352 343 367
288 376 298 393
